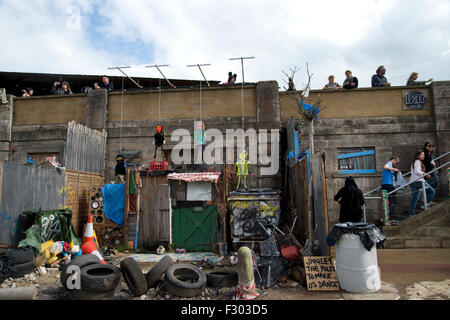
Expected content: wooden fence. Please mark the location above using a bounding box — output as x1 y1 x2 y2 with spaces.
64 169 104 236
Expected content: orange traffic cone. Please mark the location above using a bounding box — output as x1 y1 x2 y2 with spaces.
82 214 98 246
81 240 105 264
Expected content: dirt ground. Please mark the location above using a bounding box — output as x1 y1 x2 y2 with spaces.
1 250 449 300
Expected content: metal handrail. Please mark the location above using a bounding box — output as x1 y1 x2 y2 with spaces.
363 151 450 197
362 159 450 222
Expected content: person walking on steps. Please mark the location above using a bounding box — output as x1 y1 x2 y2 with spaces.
334 176 365 223
381 156 400 218
423 141 438 189
409 150 436 215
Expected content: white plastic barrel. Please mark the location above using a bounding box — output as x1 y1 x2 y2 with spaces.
335 233 381 293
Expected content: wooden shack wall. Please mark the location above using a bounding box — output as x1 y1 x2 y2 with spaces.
65 169 104 236
138 174 171 250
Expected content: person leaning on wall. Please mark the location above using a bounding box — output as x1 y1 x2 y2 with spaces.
371 65 391 88
342 70 358 89
21 87 33 97
323 75 342 90
51 81 72 95
94 76 114 91
406 72 433 86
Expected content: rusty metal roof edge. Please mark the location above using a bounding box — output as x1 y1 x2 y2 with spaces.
0 70 221 83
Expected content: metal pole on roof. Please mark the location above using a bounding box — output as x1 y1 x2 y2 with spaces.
229 56 255 130
229 56 255 84
187 64 211 87
187 64 211 121
107 66 143 89
145 64 176 88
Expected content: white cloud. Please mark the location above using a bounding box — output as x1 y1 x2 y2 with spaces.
0 0 448 89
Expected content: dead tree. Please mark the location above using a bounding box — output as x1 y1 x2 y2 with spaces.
283 63 325 241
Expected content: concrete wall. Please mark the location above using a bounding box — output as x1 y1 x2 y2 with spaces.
280 83 448 227
280 85 432 120
3 81 449 229
13 94 86 125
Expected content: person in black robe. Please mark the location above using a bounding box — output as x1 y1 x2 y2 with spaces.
334 176 365 223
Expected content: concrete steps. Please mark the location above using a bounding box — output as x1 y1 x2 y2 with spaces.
382 199 450 249
383 237 450 249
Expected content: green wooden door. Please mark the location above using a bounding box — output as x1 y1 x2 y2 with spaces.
173 205 218 251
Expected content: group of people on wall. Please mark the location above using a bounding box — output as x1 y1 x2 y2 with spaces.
323 65 433 90
21 76 114 97
334 141 438 223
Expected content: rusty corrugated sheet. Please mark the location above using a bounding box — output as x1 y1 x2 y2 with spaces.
63 121 107 175
138 174 170 249
0 163 65 246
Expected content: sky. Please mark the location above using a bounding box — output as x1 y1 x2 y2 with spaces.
1 0 449 90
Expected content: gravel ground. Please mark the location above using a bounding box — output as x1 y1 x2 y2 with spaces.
0 252 273 300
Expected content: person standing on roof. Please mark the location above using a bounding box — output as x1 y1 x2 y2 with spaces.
334 176 365 223
381 156 400 218
371 65 391 87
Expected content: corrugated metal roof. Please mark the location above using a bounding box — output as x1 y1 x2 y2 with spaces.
0 70 220 83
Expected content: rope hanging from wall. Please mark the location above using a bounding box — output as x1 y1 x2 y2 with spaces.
120 76 124 153
241 79 244 131
158 78 162 123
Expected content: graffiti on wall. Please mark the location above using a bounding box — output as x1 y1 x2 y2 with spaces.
0 211 19 234
403 90 428 110
230 200 280 241
58 182 76 210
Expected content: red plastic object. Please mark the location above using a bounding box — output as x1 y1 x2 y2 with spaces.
149 161 168 171
281 245 300 261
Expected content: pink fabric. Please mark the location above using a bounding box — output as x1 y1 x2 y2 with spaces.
167 172 221 183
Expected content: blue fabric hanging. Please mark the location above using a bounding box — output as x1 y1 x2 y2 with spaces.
101 184 125 226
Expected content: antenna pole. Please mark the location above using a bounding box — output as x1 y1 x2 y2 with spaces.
107 66 143 88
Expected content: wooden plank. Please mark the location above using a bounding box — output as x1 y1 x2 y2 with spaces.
304 256 339 291
321 155 330 256
159 184 170 243
311 153 328 256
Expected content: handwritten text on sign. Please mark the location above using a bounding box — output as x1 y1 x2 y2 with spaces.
304 256 339 291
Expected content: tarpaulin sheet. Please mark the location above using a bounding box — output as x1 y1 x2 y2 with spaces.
186 181 212 201
327 222 386 251
167 172 221 183
101 184 125 227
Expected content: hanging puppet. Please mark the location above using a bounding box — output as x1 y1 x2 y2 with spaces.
193 121 206 148
114 154 126 183
115 154 126 176
236 150 250 190
153 124 165 159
